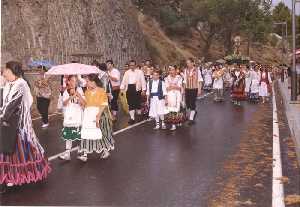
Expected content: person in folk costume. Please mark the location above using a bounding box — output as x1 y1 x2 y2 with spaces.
202 63 213 92
34 66 52 128
183 58 203 125
120 60 147 125
212 65 225 102
106 60 121 121
223 65 232 90
0 69 6 108
59 75 85 161
165 66 184 131
0 61 51 193
78 74 114 162
231 65 246 105
146 69 168 130
244 65 251 98
97 62 113 102
249 65 261 103
140 60 153 118
259 65 272 103
143 59 154 83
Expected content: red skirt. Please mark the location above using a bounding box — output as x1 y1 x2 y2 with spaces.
0 133 51 186
231 86 246 101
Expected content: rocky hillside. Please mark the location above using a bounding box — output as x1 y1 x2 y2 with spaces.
1 0 149 68
139 14 284 66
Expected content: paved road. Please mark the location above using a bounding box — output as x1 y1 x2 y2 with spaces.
1 92 269 206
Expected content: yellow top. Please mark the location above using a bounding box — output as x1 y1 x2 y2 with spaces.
84 87 108 107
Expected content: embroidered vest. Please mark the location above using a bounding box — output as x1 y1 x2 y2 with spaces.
149 80 164 100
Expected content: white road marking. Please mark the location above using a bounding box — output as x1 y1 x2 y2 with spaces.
272 84 285 207
47 93 211 162
48 119 151 161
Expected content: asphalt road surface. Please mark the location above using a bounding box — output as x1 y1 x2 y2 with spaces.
1 92 273 206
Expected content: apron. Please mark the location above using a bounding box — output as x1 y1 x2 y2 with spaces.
81 107 102 140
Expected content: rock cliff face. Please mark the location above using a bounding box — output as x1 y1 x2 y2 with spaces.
1 0 149 67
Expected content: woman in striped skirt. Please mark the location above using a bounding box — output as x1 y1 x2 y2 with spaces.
78 74 114 162
0 61 51 193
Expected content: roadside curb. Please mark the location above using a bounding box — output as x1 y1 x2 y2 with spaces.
278 81 300 165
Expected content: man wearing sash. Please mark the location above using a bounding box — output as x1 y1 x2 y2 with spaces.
183 58 203 125
120 60 146 124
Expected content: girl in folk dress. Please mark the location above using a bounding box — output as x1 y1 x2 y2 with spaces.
249 66 260 103
259 67 272 103
165 66 185 131
78 74 114 162
231 66 246 106
147 70 168 130
202 66 213 92
59 76 85 161
223 66 233 89
244 66 251 98
0 61 51 193
212 67 224 102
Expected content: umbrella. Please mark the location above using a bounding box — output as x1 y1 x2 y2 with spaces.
28 60 54 68
46 63 102 75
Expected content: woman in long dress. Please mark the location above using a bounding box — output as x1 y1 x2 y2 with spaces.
78 74 114 162
231 66 246 105
259 66 272 103
0 61 51 193
165 66 184 131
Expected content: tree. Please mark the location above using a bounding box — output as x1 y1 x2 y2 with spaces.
135 0 273 57
272 2 292 36
181 0 272 55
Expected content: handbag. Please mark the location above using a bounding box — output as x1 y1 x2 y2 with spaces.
63 103 83 127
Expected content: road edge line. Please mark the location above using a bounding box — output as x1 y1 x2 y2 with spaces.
272 84 285 207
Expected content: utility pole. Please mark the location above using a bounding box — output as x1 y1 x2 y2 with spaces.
273 22 288 64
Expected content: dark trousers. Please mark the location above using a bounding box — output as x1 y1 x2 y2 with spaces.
126 84 141 111
37 97 50 124
111 89 120 111
185 88 198 110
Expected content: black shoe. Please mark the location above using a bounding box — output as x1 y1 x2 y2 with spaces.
0 184 7 194
128 119 135 125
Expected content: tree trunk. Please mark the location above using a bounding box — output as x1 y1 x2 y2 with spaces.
1 0 149 68
223 30 233 55
202 37 213 61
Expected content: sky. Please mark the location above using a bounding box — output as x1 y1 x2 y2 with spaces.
272 0 300 14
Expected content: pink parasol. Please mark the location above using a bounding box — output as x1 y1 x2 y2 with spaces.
45 63 102 75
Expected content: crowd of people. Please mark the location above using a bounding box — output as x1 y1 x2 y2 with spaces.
0 57 275 193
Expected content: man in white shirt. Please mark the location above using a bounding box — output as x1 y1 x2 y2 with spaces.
106 60 121 120
120 60 146 124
